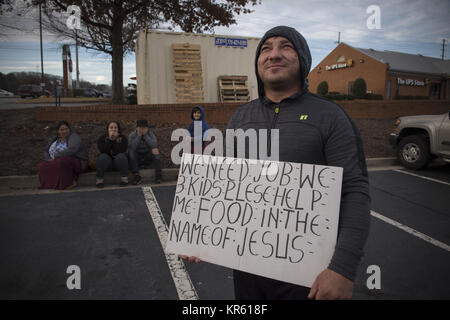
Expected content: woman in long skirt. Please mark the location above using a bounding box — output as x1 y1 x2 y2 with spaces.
38 121 88 190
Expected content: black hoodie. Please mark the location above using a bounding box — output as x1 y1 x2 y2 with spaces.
227 26 370 282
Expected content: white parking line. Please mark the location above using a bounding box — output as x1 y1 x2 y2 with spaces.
371 210 450 252
393 169 450 186
142 186 199 300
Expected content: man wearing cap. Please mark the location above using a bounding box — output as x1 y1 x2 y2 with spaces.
183 26 371 300
128 119 162 184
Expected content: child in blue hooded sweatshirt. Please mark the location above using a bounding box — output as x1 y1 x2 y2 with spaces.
188 105 210 154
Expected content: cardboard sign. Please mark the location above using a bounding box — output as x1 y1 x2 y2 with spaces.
165 154 343 288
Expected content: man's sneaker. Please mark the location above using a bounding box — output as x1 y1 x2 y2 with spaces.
120 177 128 187
154 171 162 184
96 179 104 188
133 174 142 185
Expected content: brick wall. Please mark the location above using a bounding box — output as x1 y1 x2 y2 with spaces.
36 100 450 125
36 102 244 126
337 99 450 119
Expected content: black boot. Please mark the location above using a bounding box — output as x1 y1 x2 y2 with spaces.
155 170 162 184
153 154 162 184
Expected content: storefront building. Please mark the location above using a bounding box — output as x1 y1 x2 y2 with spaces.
308 43 450 100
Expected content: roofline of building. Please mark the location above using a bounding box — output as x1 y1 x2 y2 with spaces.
342 42 450 77
141 29 261 41
349 44 391 64
352 46 447 62
310 42 387 72
341 42 389 65
388 69 449 78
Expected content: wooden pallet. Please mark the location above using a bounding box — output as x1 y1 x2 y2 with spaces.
172 43 204 103
218 75 250 102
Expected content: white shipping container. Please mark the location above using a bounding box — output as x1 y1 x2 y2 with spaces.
135 30 261 104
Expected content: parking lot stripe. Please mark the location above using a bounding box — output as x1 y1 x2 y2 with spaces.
142 186 199 300
371 210 450 252
393 169 450 186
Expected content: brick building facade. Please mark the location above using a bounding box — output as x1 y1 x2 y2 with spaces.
308 43 450 100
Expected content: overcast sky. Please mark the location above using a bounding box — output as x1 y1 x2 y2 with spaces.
0 0 448 86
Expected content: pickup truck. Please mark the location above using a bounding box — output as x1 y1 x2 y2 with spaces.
389 111 450 170
18 84 50 98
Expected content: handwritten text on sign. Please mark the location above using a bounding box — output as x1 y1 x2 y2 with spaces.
165 154 343 287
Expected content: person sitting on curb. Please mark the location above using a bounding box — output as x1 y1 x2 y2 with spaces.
95 121 129 188
38 120 88 190
128 119 162 184
188 105 210 154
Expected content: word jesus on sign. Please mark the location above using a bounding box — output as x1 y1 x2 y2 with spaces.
166 154 343 288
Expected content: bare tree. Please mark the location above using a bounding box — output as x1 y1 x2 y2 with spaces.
2 0 260 103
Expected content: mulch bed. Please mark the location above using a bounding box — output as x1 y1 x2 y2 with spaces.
0 108 396 176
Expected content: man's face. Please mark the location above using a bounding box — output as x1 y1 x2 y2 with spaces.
257 36 301 89
137 126 149 135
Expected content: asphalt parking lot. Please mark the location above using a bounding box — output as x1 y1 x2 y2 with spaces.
1 164 449 299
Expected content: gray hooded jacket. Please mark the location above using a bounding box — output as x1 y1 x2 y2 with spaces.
226 26 371 282
128 129 158 154
44 131 88 164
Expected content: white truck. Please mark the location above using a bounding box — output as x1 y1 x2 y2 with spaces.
389 111 450 170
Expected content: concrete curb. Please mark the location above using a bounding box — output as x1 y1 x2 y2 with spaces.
365 157 399 167
0 157 399 194
0 168 180 194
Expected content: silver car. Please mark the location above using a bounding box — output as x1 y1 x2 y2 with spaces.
0 89 14 96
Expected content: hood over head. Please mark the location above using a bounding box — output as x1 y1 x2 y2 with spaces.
188 105 210 137
255 26 312 98
191 105 205 121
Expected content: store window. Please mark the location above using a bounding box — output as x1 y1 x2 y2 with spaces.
429 83 441 99
348 81 354 95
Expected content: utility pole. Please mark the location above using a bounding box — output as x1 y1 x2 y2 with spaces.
335 32 341 45
39 1 44 85
442 39 446 60
75 31 80 88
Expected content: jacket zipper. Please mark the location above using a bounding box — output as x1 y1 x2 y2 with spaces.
268 106 280 157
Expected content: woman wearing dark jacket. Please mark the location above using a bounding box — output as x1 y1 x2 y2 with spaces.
95 121 128 188
38 121 88 190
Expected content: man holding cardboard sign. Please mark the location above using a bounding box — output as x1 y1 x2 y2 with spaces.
178 26 371 300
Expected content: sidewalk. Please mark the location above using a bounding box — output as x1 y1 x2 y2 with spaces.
0 157 400 196
0 168 180 196
16 97 109 104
